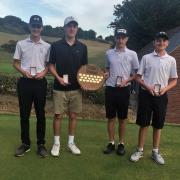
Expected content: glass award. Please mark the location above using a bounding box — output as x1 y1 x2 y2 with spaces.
154 84 161 94
30 67 37 77
63 74 69 84
116 76 123 86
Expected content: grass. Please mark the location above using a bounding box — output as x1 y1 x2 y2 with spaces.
0 114 180 180
0 32 109 74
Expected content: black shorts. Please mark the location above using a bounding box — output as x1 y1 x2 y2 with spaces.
105 86 130 119
136 89 168 129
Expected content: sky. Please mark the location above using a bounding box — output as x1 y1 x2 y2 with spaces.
0 0 123 37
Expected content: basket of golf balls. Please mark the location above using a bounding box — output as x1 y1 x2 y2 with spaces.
77 64 105 91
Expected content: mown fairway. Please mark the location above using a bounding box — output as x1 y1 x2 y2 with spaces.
0 114 180 180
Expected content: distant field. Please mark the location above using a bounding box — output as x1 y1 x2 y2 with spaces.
0 32 110 74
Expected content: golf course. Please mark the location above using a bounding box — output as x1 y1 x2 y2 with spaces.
0 114 180 180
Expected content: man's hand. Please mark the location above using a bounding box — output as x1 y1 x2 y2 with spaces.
146 85 155 96
23 71 33 79
104 72 110 80
159 88 167 96
35 71 46 79
117 80 128 88
57 76 68 86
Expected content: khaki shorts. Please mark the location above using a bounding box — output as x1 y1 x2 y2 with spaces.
53 90 82 114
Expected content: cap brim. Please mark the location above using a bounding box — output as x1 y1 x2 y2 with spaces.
30 22 43 26
155 35 169 40
116 33 128 38
64 21 78 26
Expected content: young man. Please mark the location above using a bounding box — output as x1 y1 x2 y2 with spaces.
104 29 139 155
13 15 50 157
49 16 88 156
130 32 178 165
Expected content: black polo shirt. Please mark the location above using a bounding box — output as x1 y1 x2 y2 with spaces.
49 38 88 91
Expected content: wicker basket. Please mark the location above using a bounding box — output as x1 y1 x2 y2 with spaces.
77 64 105 91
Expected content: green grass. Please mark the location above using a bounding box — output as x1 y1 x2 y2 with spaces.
0 114 180 180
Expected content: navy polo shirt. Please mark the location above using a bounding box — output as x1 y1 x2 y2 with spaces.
49 38 88 91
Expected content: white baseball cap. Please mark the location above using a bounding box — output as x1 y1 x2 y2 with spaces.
64 16 78 26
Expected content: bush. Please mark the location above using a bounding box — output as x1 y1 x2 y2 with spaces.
82 87 105 105
0 74 105 104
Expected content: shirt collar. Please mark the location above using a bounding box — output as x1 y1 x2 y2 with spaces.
62 38 79 46
26 36 43 44
153 50 169 58
114 46 127 53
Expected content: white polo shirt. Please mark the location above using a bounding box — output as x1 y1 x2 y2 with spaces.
13 37 51 74
138 51 178 88
105 47 139 87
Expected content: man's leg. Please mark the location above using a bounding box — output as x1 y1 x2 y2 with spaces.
68 112 77 136
34 79 48 157
34 79 47 146
130 126 148 162
67 90 82 155
15 78 33 157
116 119 126 155
138 126 148 149
104 87 116 154
103 119 116 154
153 128 161 149
53 114 63 136
18 78 33 145
118 119 126 144
51 90 67 156
108 119 116 142
130 89 152 162
116 86 130 155
151 94 167 165
51 113 63 157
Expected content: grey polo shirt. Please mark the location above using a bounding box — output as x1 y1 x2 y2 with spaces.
13 37 51 74
105 47 139 87
137 51 178 88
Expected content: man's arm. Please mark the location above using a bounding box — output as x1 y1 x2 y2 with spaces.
13 59 33 78
49 64 67 86
160 78 177 95
135 74 155 95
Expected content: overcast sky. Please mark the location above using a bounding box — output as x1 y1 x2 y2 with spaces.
0 0 123 37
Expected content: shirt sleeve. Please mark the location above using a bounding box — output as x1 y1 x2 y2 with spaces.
45 45 51 65
13 41 22 60
131 52 139 71
170 59 178 78
49 44 56 64
105 52 110 69
82 45 88 65
137 56 146 76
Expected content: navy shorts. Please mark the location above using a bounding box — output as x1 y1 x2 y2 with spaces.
136 89 168 129
105 86 130 119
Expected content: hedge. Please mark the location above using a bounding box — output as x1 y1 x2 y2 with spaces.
0 73 105 104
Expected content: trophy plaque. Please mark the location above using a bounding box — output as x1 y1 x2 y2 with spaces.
77 64 105 91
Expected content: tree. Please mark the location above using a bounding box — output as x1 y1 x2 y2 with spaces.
105 35 114 42
109 0 180 51
97 35 103 39
0 16 97 40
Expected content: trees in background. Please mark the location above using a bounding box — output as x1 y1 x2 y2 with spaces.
0 16 97 40
109 0 180 50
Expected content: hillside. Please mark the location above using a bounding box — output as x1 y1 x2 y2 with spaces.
0 32 110 73
0 15 97 40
